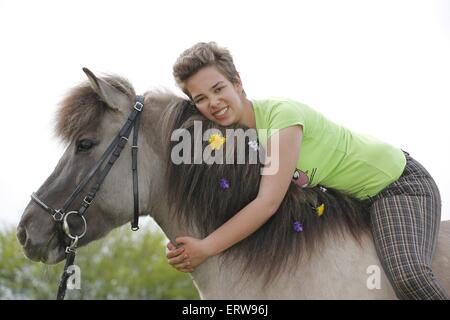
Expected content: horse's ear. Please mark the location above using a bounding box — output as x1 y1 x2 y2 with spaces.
82 67 130 111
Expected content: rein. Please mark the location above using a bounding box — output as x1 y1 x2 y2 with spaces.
30 95 145 300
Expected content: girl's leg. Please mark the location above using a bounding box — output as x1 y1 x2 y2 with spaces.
369 153 448 300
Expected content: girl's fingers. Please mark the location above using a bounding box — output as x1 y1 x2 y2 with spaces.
168 254 189 266
173 261 191 270
166 247 185 259
166 241 192 273
178 263 194 273
167 242 176 250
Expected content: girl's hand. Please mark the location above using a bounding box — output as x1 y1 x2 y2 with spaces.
175 236 212 269
166 242 193 273
166 236 212 272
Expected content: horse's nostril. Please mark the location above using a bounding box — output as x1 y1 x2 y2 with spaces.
17 225 28 246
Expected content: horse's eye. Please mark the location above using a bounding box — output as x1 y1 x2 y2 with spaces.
76 139 94 153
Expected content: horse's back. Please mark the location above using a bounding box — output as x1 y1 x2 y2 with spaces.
197 230 398 299
197 221 449 299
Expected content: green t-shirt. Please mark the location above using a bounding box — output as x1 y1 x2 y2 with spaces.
252 98 406 200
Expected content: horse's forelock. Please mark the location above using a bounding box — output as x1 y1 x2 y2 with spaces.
54 75 135 143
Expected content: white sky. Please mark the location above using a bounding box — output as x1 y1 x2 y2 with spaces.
1 0 449 228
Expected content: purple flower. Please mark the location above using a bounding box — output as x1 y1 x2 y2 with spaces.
293 221 303 233
219 178 229 190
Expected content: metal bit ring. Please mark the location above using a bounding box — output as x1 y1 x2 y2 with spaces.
63 211 87 240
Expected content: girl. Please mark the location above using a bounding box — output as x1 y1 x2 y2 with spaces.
166 42 448 300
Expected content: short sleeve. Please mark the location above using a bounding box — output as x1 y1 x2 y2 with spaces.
266 100 306 138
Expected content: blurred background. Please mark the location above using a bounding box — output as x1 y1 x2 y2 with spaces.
1 0 449 298
0 220 200 299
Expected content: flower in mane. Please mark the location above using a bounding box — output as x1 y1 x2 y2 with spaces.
208 133 226 150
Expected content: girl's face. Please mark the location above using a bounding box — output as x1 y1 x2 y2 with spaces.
185 65 246 126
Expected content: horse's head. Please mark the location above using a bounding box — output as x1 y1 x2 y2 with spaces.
17 68 169 264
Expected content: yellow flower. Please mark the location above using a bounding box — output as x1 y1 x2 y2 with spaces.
316 203 325 216
208 133 226 150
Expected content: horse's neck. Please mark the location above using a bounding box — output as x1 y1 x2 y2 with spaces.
144 156 199 241
151 203 198 244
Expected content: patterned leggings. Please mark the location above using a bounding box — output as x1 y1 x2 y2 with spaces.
368 151 448 299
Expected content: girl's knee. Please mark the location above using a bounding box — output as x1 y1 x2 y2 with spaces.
391 265 447 300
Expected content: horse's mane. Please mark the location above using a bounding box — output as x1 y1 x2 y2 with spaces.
165 100 371 285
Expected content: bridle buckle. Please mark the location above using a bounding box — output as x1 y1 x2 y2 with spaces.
83 196 93 206
134 101 144 112
53 209 64 222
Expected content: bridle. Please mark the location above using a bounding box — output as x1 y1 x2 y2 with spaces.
30 95 145 300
